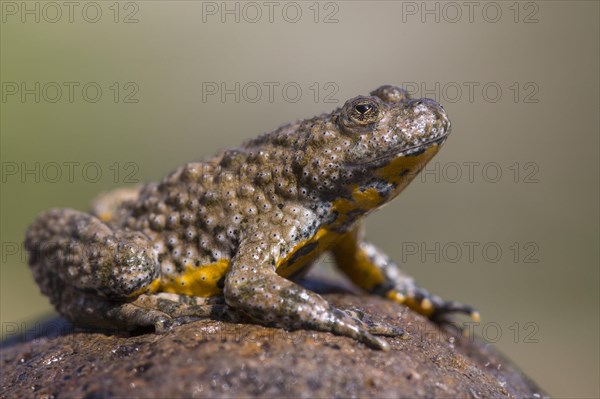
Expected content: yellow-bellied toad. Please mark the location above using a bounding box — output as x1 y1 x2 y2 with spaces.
25 85 478 350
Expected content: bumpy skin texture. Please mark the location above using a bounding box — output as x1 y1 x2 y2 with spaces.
25 85 477 350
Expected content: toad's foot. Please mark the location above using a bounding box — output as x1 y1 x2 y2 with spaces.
386 289 480 322
48 290 232 333
342 307 406 337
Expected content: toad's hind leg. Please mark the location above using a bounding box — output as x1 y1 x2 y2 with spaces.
45 291 229 333
24 208 164 330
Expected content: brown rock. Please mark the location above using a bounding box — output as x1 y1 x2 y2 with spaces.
1 294 547 398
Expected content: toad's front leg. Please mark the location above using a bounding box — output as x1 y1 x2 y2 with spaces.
223 230 403 351
331 224 480 322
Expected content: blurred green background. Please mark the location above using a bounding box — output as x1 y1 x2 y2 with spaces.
1 1 598 397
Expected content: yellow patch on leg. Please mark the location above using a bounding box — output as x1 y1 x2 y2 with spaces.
386 290 406 304
387 289 435 317
332 230 386 292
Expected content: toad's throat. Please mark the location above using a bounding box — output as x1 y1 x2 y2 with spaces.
346 132 449 169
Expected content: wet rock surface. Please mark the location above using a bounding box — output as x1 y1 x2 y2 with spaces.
1 294 546 398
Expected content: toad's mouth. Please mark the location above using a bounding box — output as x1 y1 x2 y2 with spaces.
347 130 450 169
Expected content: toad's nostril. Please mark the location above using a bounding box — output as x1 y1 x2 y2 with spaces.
411 98 447 119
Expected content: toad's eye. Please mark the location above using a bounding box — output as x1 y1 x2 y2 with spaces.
343 96 382 127
339 95 384 134
350 101 379 123
355 103 373 115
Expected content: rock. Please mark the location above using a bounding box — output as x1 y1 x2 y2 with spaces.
1 293 547 398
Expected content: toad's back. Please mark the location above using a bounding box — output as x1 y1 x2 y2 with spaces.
109 120 334 297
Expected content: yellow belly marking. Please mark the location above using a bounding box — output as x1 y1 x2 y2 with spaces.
158 259 230 297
